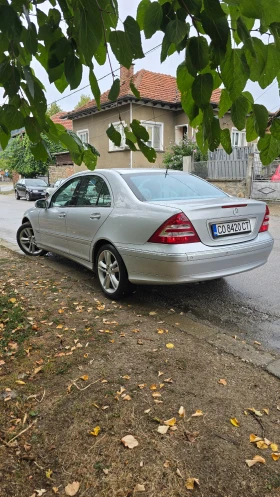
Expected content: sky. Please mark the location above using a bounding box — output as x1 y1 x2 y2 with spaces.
18 1 280 113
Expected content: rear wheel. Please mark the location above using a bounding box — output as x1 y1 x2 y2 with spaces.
96 244 132 299
17 222 47 256
15 190 20 200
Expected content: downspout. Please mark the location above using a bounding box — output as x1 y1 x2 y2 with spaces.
130 101 133 168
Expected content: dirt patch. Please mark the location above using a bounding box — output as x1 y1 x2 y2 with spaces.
1 246 280 497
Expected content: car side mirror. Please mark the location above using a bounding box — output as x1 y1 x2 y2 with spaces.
35 199 48 209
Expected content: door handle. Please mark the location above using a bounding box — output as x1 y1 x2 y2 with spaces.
90 213 101 220
58 212 66 218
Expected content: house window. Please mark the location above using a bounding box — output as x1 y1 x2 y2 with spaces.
77 129 89 144
108 121 126 151
141 121 163 150
231 128 247 147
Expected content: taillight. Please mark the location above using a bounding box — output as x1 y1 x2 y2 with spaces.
259 205 270 232
148 213 200 244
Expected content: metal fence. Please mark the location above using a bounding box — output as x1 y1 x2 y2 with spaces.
192 160 247 180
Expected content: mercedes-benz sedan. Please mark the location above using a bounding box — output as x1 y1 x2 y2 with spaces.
16 169 274 299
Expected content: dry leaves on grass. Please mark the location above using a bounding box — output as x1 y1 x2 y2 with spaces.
121 435 139 449
250 434 262 443
192 410 203 417
178 406 185 418
164 417 176 426
230 418 240 427
185 477 200 490
246 455 266 467
166 343 174 349
134 484 145 492
65 481 80 496
271 453 280 461
157 425 169 434
90 426 101 437
218 379 227 386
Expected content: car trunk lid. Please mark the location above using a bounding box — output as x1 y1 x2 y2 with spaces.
148 197 266 247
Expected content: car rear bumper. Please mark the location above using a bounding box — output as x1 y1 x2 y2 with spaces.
117 233 274 285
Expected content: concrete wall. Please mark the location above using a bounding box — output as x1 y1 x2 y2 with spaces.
209 179 248 198
252 181 280 201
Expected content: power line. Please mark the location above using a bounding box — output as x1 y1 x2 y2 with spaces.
47 44 162 107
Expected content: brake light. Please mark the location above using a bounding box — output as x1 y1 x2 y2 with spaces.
259 205 270 233
148 213 200 244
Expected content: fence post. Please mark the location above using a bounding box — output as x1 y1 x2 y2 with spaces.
183 156 192 173
246 153 254 198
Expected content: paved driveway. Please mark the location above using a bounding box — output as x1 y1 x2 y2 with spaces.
1 192 280 352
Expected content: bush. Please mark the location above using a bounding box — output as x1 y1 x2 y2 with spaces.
163 136 208 171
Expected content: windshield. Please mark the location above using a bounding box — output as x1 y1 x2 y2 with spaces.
25 179 47 187
122 172 227 201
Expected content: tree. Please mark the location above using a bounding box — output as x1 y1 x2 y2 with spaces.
163 137 208 173
4 134 65 178
46 102 63 117
75 94 91 109
0 1 280 168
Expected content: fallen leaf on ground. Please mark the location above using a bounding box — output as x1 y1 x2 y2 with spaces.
176 468 183 478
90 426 101 437
247 408 263 417
121 375 130 380
263 408 269 415
271 453 280 461
52 487 59 494
152 392 161 398
45 469 52 479
121 435 139 449
138 383 146 389
158 371 164 377
271 443 279 452
15 380 26 385
103 468 109 475
134 484 145 492
163 460 170 468
9 298 17 304
164 417 176 426
218 379 227 386
56 324 63 329
192 410 203 417
246 455 266 467
166 343 174 349
35 490 47 496
164 377 173 383
250 434 263 443
123 395 132 401
256 441 268 449
0 360 5 366
184 430 199 443
178 406 185 418
117 386 126 395
157 425 169 434
149 311 157 316
150 384 157 390
230 418 240 427
144 409 151 414
80 375 89 381
185 477 200 490
65 481 80 496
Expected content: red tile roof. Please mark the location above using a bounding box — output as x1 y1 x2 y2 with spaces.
70 69 222 117
51 111 73 130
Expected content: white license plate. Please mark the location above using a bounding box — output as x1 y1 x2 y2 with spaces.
212 220 251 238
33 190 38 192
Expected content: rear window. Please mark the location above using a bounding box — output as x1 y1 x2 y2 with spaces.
122 172 227 201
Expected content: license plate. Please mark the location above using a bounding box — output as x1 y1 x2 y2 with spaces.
212 220 251 238
33 189 38 192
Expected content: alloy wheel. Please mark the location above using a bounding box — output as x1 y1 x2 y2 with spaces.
97 249 120 294
19 226 42 255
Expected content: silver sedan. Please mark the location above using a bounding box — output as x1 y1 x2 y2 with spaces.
16 168 274 299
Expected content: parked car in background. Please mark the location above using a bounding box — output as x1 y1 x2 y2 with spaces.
16 169 274 299
15 178 48 201
45 179 65 197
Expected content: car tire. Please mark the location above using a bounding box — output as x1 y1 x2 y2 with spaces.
96 244 133 300
17 222 48 257
15 190 20 200
25 192 31 201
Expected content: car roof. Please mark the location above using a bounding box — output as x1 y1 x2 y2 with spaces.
72 168 187 176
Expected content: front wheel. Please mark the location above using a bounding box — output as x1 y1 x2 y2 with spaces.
96 244 132 299
17 222 47 257
15 190 20 200
25 192 31 201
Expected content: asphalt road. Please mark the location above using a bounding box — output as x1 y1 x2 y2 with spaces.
1 193 280 352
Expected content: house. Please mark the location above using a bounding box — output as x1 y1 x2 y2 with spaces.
66 66 248 171
48 111 75 184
